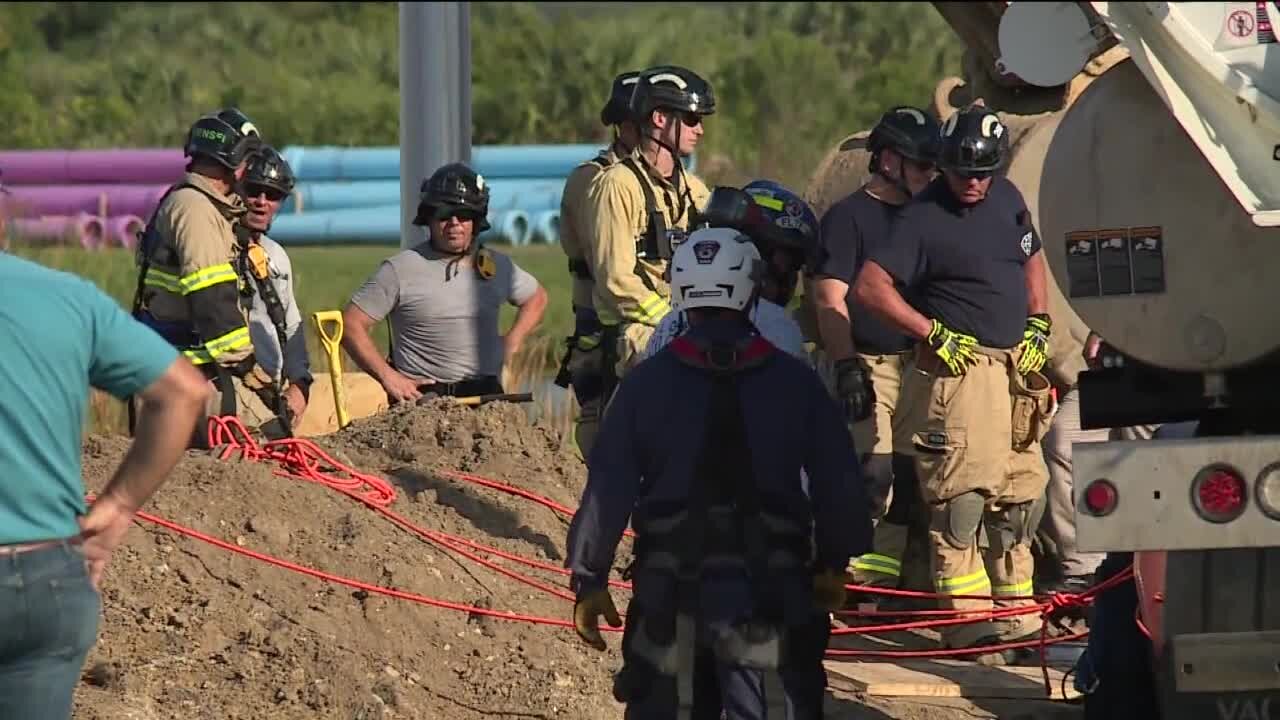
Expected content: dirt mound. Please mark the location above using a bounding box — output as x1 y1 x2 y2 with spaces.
73 399 634 720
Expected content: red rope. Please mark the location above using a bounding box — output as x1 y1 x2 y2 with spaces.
110 415 1143 694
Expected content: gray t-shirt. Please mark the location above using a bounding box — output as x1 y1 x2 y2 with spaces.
349 242 539 383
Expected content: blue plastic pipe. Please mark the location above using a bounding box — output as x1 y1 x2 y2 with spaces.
281 144 697 182
267 206 531 246
283 177 565 215
529 209 560 245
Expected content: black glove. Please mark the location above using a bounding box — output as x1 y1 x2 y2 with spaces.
834 357 875 423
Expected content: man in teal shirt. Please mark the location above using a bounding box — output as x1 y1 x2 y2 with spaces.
0 252 207 720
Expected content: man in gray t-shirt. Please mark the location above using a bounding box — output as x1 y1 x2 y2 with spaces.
342 163 548 404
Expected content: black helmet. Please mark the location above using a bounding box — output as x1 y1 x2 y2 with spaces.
413 162 491 232
243 146 296 196
600 71 642 127
868 106 940 164
937 105 1009 176
629 65 716 124
184 107 262 170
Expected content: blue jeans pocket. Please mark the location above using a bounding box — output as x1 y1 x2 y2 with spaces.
48 550 101 661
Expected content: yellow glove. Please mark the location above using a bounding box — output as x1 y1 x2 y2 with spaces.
1016 314 1052 375
926 319 979 376
573 588 622 651
813 568 853 612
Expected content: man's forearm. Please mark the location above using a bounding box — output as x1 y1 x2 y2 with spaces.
815 304 856 362
1025 250 1047 316
341 319 397 383
100 385 204 511
853 264 933 340
506 289 548 350
813 279 856 362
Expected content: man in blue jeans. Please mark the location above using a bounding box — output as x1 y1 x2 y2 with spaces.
0 251 207 719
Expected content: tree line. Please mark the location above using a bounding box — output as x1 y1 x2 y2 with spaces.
0 2 963 189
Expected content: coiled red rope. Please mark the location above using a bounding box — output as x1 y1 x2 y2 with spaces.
108 415 1135 698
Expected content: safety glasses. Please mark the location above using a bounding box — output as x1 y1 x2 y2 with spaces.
433 207 482 223
245 184 288 203
669 110 703 127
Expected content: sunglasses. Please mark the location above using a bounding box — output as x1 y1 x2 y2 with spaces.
664 110 703 127
433 207 482 223
945 168 995 181
245 184 288 203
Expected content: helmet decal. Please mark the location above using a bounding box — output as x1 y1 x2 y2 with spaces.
649 72 689 89
692 239 720 265
982 114 1004 138
896 108 927 126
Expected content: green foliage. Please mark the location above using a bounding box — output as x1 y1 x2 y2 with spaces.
0 1 963 189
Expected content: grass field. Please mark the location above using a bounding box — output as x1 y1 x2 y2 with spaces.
11 242 577 436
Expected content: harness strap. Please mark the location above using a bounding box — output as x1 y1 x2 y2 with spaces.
241 241 294 437
620 157 667 261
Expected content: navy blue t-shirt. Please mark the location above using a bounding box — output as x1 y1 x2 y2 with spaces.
813 189 914 355
868 176 1041 349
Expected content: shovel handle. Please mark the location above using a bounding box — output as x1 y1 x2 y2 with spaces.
311 310 350 429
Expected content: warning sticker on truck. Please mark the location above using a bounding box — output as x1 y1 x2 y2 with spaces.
1064 227 1166 298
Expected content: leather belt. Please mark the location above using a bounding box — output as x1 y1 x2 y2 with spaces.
0 538 74 556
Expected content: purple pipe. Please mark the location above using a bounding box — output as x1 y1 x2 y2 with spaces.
0 150 186 185
107 214 146 249
5 184 169 219
10 213 107 250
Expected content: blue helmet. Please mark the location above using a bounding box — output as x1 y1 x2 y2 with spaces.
701 180 819 257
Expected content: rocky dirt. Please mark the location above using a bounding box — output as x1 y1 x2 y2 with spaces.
71 399 1080 719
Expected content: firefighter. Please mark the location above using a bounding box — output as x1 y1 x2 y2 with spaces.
130 108 271 447
556 70 642 462
343 163 547 405
581 64 715 403
642 179 818 360
852 105 1056 656
237 146 313 438
567 227 870 718
811 106 938 597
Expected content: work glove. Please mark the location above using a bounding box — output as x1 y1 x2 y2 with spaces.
573 588 622 651
813 568 853 613
1016 314 1052 375
834 358 875 423
926 319 979 376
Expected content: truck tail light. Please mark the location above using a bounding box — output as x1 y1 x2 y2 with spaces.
1256 464 1280 520
1191 465 1247 523
1083 479 1118 516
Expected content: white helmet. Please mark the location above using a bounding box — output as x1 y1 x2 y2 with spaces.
669 227 763 312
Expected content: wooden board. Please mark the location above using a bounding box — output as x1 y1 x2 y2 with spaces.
824 658 1083 702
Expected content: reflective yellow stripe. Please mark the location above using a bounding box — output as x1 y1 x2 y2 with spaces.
202 325 251 359
179 263 238 295
752 195 784 211
143 268 181 293
625 293 670 324
937 569 991 595
852 553 902 577
992 580 1035 597
183 346 213 365
576 333 601 351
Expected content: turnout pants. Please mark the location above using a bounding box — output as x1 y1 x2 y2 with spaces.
902 346 1054 648
616 602 831 720
847 351 922 589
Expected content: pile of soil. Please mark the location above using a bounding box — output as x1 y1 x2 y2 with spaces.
71 399 1076 720
73 399 632 720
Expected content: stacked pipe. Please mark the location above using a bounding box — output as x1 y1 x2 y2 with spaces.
268 144 680 247
0 150 179 249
